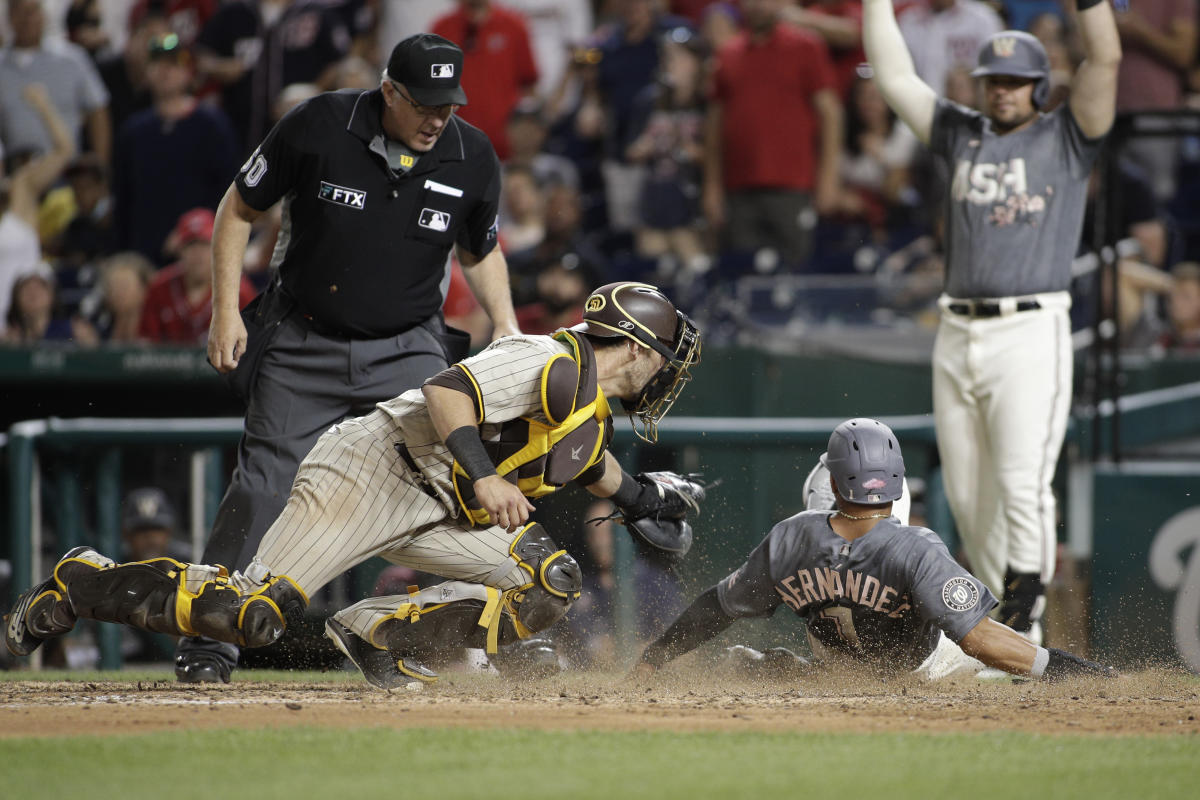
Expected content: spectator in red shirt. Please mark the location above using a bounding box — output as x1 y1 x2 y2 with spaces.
703 0 843 268
432 1 539 159
139 208 254 344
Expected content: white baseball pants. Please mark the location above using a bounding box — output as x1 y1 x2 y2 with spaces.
932 292 1073 596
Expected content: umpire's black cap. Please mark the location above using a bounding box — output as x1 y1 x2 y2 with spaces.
386 33 469 107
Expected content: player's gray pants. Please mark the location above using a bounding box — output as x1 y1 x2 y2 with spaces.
179 310 449 668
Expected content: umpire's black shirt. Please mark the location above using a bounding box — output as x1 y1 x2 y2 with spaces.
235 88 501 338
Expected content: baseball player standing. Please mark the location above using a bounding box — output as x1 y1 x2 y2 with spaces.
7 283 709 690
862 0 1122 642
181 33 522 683
634 419 1116 682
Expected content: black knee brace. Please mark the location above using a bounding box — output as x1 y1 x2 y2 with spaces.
63 557 308 648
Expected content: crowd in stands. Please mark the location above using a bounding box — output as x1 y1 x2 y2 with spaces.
1 0 1199 353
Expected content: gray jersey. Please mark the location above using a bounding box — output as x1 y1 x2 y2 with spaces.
717 511 997 671
932 100 1103 298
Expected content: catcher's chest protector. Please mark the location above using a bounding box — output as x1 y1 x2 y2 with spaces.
455 330 614 526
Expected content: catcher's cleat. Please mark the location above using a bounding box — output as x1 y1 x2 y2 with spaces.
4 546 100 657
175 653 232 684
325 619 437 690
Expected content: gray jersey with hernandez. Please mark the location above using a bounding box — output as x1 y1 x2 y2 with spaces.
717 510 997 671
933 99 1105 298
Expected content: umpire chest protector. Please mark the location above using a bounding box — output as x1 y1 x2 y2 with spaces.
454 331 614 526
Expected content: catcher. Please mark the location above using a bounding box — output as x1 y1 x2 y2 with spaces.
635 418 1117 683
6 282 707 689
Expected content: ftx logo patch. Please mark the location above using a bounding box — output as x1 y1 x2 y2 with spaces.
419 208 451 232
318 181 366 209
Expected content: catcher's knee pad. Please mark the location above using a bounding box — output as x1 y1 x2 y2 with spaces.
507 522 582 635
64 557 308 648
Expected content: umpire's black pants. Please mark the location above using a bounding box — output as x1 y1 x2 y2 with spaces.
177 307 451 671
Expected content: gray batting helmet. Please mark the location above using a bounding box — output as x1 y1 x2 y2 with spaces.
819 418 905 506
971 30 1050 109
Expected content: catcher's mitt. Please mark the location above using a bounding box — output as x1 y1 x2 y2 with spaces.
596 471 714 558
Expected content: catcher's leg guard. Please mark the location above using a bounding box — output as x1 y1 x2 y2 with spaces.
506 522 583 634
62 557 308 648
372 523 583 657
4 547 112 657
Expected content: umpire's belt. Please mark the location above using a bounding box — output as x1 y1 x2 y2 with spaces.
296 308 428 340
947 298 1041 318
394 442 439 499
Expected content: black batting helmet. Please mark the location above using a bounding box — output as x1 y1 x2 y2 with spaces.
571 281 701 442
972 30 1050 109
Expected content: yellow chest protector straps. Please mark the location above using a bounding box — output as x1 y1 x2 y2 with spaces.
453 330 613 526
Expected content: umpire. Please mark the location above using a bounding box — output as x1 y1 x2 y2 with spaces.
183 33 521 683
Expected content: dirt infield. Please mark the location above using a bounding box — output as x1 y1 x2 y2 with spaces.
2 668 1197 739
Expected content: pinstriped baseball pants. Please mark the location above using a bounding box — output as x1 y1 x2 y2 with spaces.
249 410 533 640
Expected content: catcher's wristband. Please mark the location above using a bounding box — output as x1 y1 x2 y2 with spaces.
610 471 644 509
445 426 497 482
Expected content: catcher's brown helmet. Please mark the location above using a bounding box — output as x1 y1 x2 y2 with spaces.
571 281 701 442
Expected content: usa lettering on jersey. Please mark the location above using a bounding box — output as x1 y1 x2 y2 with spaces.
773 566 912 619
950 156 1048 226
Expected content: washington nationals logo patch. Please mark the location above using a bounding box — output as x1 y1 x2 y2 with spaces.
991 36 1017 57
941 577 980 612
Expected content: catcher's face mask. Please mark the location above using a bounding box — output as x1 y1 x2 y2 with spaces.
571 281 702 443
627 311 701 443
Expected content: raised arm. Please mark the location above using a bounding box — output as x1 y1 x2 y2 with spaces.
861 0 938 145
1069 1 1123 139
9 84 77 225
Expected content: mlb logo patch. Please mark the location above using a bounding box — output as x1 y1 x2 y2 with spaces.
419 208 451 232
431 63 455 78
318 181 366 209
